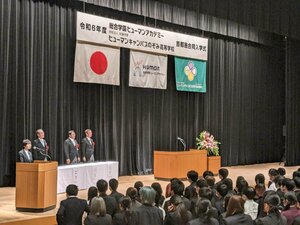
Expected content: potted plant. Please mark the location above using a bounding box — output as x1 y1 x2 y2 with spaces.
196 131 221 175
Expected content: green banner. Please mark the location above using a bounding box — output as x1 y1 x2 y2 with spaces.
175 57 206 93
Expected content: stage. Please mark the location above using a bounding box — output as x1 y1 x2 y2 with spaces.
0 162 299 225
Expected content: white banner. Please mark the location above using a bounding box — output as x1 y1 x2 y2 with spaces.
129 50 167 89
73 42 120 86
77 12 208 61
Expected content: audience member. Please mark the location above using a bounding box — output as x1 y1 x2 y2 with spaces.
222 195 253 225
134 181 144 202
87 186 98 206
255 173 266 186
130 186 163 225
256 193 287 225
109 178 124 203
84 197 112 225
184 170 199 200
203 170 214 178
281 192 300 225
243 187 258 220
267 168 279 191
278 168 286 177
164 194 193 225
152 182 165 207
96 179 118 217
112 196 132 225
126 187 142 210
56 184 90 225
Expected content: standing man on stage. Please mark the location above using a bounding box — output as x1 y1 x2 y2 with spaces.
64 130 80 164
18 139 33 163
81 129 95 163
32 129 49 161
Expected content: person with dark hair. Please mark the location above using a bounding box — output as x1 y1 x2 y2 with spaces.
255 183 267 219
281 178 296 194
294 177 300 193
217 168 229 185
255 174 266 186
18 139 33 163
126 187 142 210
88 186 99 206
166 178 179 198
184 170 199 200
222 178 233 193
164 194 193 225
109 178 124 203
205 176 216 189
113 196 132 225
243 187 258 220
256 193 287 225
267 168 279 191
203 170 214 178
81 129 95 163
130 187 163 225
187 198 219 225
275 175 285 201
222 195 253 225
32 129 50 161
134 181 143 202
96 179 118 217
151 182 165 207
278 168 286 176
84 197 112 225
56 184 90 225
281 192 300 225
197 187 218 219
64 130 80 164
234 176 247 195
163 179 191 212
293 171 300 179
214 183 229 215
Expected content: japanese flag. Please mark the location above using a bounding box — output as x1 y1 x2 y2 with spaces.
73 42 120 85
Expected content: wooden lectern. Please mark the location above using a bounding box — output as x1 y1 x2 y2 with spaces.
154 150 207 179
15 161 58 212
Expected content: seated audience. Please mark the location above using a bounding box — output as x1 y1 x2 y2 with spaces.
84 197 112 225
152 182 165 207
222 195 253 225
214 183 229 215
278 168 286 177
109 178 124 203
281 192 300 225
187 198 219 225
256 193 287 225
126 187 142 210
243 187 258 220
184 170 199 200
216 168 229 186
56 184 90 225
112 196 132 225
164 194 193 225
87 186 98 206
130 186 163 225
203 170 214 178
97 179 118 217
166 178 179 198
255 173 266 186
267 168 279 191
134 181 144 202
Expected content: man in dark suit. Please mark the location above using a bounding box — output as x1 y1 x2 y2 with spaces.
64 130 80 164
32 129 49 161
109 178 124 203
56 184 90 225
96 179 118 217
18 139 33 163
81 129 95 163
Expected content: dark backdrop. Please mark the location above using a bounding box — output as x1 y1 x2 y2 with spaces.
0 0 293 187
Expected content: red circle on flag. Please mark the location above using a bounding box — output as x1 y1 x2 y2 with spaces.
90 51 108 75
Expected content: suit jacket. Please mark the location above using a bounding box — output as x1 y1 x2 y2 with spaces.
187 217 219 225
184 182 197 200
223 213 254 225
32 138 49 160
109 191 124 204
99 194 118 217
64 138 79 162
130 204 163 225
256 212 287 225
18 149 33 163
84 214 112 225
56 196 90 225
81 137 94 161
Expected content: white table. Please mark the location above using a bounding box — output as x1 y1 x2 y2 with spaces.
57 161 118 193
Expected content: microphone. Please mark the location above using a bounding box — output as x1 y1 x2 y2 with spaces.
177 137 187 151
33 146 45 151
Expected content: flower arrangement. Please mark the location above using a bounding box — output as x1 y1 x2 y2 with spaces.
196 131 220 156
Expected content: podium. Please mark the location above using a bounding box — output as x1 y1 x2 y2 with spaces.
154 150 207 179
15 161 58 212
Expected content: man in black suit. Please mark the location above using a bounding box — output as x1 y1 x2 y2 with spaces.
32 129 49 161
81 129 95 163
18 139 33 163
64 130 80 164
56 184 90 225
96 179 118 217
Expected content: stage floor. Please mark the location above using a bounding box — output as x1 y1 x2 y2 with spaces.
0 162 299 224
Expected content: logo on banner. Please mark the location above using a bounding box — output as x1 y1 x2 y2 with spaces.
129 50 167 89
175 57 206 93
73 43 120 86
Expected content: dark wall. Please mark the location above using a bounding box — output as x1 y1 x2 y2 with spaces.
0 0 288 186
